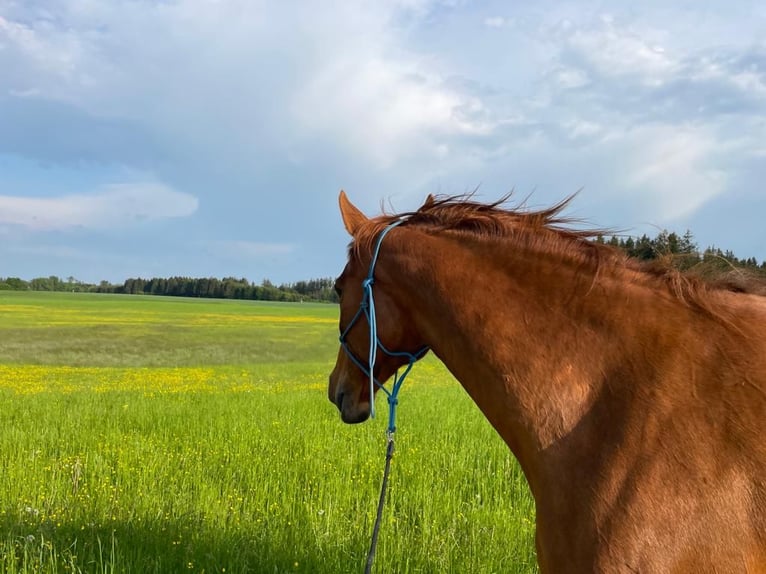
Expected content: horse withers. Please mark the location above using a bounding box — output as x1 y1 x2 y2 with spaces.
328 191 766 573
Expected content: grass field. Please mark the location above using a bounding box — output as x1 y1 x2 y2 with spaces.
0 291 537 573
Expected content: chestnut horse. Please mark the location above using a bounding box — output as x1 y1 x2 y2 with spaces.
328 191 766 573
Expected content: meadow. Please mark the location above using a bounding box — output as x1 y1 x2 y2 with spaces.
0 291 537 573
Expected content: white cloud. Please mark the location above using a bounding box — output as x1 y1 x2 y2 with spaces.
0 12 92 96
484 16 509 28
728 69 766 97
0 182 198 231
1 1 765 278
549 15 677 91
555 67 590 89
623 124 727 220
526 12 766 224
563 119 603 140
294 56 489 168
1 2 489 174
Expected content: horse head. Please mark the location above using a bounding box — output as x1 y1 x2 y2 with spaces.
328 191 428 424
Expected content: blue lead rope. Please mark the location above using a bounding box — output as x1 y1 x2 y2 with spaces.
338 218 428 433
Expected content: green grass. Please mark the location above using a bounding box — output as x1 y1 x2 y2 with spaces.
0 292 537 573
0 292 338 366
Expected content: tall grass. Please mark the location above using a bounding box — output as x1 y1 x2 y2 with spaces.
0 292 537 573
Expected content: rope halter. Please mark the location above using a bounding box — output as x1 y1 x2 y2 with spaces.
338 219 429 433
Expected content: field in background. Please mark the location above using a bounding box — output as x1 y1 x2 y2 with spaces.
0 292 537 573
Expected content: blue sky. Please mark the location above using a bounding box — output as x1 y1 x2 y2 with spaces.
1 0 765 284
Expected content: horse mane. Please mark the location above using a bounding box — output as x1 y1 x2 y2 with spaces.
351 194 762 321
353 193 606 254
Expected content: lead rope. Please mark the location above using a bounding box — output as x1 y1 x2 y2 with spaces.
364 428 395 574
365 380 403 573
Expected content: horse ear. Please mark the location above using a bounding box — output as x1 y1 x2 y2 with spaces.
339 190 368 236
423 194 436 208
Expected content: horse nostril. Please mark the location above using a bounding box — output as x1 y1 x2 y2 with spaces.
335 390 345 409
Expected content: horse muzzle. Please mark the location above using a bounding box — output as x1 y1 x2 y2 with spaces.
328 369 371 424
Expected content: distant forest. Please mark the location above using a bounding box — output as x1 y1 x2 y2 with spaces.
0 275 339 303
596 230 766 272
2 229 765 302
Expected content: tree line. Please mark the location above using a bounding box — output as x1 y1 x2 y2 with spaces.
595 230 766 276
1 228 764 300
0 275 339 303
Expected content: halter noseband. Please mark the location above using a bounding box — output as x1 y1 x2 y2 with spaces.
338 219 429 433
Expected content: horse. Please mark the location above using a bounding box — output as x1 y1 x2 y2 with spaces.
327 190 766 573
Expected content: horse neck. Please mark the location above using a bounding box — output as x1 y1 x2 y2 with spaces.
379 229 671 492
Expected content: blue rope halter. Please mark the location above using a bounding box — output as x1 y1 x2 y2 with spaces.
338 219 429 434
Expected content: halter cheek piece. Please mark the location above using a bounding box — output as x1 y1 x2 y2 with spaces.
338 219 429 432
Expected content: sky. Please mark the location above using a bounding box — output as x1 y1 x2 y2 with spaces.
1 0 765 285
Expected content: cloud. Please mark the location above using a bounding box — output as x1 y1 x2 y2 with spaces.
621 124 728 221
548 16 766 122
561 16 677 85
294 58 489 168
484 16 512 29
1 1 765 280
1 2 489 181
0 182 198 231
483 12 764 224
